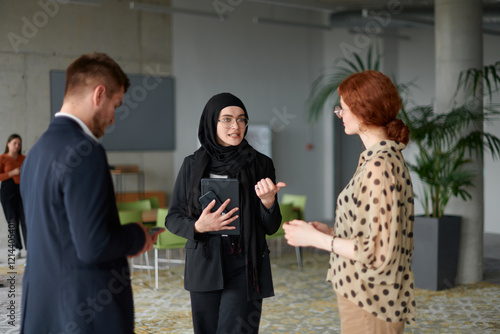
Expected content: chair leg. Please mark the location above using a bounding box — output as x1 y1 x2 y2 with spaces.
295 246 303 269
155 248 159 290
144 251 151 279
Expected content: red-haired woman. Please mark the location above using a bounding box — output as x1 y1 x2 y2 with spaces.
0 134 27 258
284 71 416 334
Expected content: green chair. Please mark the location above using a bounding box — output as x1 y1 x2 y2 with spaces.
117 199 154 227
281 194 307 220
267 203 297 257
116 199 152 211
148 196 161 209
153 208 187 290
281 194 307 269
118 209 152 276
118 210 143 225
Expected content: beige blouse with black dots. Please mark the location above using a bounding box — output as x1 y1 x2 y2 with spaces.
327 140 416 324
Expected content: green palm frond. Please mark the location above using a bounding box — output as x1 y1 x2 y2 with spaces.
307 43 382 122
483 132 500 160
456 61 500 101
307 71 346 122
408 148 476 217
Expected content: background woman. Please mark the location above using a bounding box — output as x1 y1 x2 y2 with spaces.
0 134 27 258
283 71 416 334
166 92 285 334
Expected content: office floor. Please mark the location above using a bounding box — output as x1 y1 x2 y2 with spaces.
0 233 499 334
131 241 500 334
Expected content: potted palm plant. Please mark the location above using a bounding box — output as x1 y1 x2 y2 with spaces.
398 63 500 290
307 47 500 290
399 65 500 218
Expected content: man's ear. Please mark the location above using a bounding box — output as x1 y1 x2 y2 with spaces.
92 85 106 106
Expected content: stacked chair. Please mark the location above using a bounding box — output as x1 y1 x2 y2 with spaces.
280 194 307 269
153 208 187 290
118 210 143 226
147 196 161 209
267 203 296 257
117 199 153 276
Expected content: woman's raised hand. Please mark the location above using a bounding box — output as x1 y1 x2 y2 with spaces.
254 178 287 209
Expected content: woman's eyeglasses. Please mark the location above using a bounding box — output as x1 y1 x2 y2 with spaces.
218 117 249 128
334 106 343 119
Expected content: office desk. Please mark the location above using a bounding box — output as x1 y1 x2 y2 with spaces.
142 209 158 224
118 208 159 227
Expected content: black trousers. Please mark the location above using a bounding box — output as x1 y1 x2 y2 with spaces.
190 237 263 334
1 179 27 250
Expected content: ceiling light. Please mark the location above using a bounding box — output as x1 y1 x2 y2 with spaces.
65 0 101 6
253 17 330 30
129 2 222 19
245 0 334 13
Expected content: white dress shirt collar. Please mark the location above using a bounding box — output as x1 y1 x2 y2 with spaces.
54 112 99 143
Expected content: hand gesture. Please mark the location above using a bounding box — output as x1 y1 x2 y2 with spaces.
9 167 20 177
129 222 159 258
310 221 334 236
254 178 287 209
194 198 239 233
283 219 323 248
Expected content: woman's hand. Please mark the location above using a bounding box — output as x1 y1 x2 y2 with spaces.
254 178 287 210
310 221 334 236
8 167 20 177
194 198 239 233
283 219 332 252
284 220 356 258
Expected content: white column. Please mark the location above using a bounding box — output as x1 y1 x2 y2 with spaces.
435 0 484 284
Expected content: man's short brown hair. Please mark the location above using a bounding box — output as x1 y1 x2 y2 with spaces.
64 52 130 98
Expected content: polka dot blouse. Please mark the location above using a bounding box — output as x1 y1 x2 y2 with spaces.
326 140 416 324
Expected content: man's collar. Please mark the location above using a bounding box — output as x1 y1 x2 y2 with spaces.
54 112 99 142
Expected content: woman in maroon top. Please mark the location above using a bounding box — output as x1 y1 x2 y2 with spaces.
0 134 27 258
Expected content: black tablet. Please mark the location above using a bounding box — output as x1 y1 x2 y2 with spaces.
200 178 240 235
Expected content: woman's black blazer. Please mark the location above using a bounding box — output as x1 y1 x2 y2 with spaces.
166 152 282 301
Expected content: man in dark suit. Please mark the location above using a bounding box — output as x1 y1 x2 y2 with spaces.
19 52 158 334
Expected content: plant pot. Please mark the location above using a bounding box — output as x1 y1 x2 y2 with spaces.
412 215 462 291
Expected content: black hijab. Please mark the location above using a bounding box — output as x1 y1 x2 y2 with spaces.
187 92 265 295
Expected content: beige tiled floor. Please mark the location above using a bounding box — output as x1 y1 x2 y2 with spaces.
1 233 499 333
132 246 500 334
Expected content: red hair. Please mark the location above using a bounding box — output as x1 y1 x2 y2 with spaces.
338 70 409 144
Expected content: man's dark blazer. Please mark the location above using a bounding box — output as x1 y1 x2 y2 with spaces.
19 116 145 334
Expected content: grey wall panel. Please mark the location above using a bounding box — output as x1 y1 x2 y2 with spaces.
50 70 175 151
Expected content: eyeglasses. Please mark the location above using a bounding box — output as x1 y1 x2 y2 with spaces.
333 106 343 119
218 117 249 128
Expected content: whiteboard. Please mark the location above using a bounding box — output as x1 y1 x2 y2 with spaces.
246 124 272 158
50 70 175 151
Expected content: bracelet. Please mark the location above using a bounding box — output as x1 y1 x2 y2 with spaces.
331 237 335 253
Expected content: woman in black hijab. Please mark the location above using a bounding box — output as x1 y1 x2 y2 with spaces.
166 92 285 334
